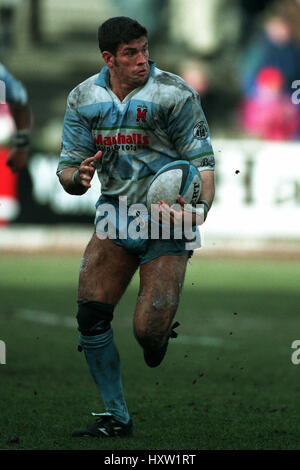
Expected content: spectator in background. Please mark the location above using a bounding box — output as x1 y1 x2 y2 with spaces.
180 60 209 97
0 62 31 171
179 60 217 128
240 66 300 140
239 13 300 140
272 0 300 44
238 0 276 47
240 14 300 98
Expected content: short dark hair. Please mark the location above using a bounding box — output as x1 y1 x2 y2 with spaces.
98 17 148 55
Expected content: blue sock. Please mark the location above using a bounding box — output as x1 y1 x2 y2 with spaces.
80 328 130 424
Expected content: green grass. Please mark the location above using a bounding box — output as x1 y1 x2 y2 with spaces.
1 253 300 450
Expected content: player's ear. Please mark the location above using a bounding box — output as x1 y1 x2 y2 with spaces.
102 51 114 67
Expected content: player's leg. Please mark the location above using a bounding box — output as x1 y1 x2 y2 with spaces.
78 232 139 304
133 253 189 367
74 233 139 436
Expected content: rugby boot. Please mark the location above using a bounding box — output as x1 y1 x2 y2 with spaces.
143 321 180 368
72 412 133 438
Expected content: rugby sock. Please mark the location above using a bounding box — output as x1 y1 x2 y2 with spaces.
79 328 130 424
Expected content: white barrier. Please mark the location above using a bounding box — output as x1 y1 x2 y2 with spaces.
28 139 300 237
205 139 300 241
1 139 300 252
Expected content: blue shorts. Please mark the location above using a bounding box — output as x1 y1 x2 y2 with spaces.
94 195 200 265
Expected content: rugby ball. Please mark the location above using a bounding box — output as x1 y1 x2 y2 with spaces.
146 160 201 210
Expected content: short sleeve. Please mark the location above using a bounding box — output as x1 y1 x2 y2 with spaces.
167 91 215 171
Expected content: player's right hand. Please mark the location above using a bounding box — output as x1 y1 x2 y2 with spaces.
76 151 102 188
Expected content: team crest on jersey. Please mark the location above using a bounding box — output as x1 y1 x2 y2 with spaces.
136 105 148 123
193 120 208 140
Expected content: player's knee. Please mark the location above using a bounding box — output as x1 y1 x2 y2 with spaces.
76 299 114 336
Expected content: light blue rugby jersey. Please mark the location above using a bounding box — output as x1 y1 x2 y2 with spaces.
57 61 215 205
0 62 28 106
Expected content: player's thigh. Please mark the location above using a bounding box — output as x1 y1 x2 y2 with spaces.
78 233 139 305
133 254 189 344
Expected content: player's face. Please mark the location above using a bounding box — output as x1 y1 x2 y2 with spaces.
111 37 150 89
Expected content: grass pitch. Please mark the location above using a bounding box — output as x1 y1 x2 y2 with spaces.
1 251 300 450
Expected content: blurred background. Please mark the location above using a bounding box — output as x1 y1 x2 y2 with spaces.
1 1 300 451
1 0 300 254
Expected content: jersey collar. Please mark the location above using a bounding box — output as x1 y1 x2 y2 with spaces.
95 60 155 88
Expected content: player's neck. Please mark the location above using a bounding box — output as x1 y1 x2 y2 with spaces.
109 77 135 102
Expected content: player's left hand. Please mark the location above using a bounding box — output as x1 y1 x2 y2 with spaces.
157 195 204 227
157 196 185 227
6 149 29 172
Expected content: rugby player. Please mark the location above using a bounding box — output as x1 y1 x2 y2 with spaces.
57 17 215 438
0 63 31 172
